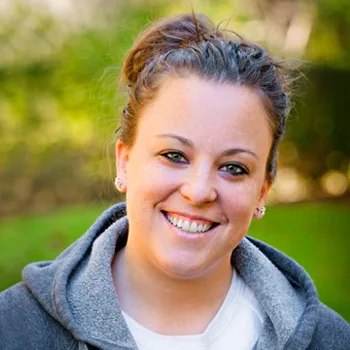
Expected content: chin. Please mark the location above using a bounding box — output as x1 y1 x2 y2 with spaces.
154 249 224 281
161 264 208 280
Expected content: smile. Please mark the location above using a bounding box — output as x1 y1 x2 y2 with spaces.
163 211 218 234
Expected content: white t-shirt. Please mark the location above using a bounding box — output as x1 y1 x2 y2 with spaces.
122 270 264 350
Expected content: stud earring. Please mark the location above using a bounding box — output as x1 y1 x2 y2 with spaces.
254 206 266 218
114 177 126 192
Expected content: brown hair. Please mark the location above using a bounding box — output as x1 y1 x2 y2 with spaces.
119 13 293 183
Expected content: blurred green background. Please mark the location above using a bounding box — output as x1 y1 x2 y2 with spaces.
0 0 349 321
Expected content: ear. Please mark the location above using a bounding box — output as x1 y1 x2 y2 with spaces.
254 180 271 220
115 139 129 188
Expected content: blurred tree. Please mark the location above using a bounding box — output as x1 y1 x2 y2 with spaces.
0 0 166 215
308 0 350 68
0 0 349 216
254 0 316 57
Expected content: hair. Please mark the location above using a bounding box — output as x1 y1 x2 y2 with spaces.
118 13 294 183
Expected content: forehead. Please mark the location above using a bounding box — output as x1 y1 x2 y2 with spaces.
135 76 271 152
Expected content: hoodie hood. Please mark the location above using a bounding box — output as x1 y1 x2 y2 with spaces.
22 202 320 349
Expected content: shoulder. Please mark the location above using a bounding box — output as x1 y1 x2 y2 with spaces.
308 302 350 349
0 283 77 350
245 237 350 349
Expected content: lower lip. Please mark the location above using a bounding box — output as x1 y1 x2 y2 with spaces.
163 213 217 241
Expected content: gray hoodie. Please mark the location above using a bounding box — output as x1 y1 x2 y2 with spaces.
0 202 349 349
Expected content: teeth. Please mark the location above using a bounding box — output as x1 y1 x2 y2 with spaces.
182 220 190 231
189 222 198 233
166 213 213 233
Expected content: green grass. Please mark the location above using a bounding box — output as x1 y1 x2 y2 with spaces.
0 201 349 321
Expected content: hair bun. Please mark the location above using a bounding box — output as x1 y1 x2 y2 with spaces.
122 13 215 85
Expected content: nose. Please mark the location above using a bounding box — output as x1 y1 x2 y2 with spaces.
179 164 217 205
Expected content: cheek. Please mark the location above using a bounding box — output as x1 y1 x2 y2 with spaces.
126 157 178 204
221 185 257 247
223 181 260 218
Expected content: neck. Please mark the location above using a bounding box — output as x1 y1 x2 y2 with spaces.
112 246 233 335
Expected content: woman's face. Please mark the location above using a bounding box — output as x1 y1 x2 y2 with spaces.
116 76 272 279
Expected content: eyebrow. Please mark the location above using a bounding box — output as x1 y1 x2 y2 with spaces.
156 133 258 159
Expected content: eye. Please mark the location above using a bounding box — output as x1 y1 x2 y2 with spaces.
220 163 249 176
161 151 187 164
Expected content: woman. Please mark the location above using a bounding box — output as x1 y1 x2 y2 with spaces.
1 13 349 350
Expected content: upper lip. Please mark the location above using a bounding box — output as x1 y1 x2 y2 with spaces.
162 210 221 224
